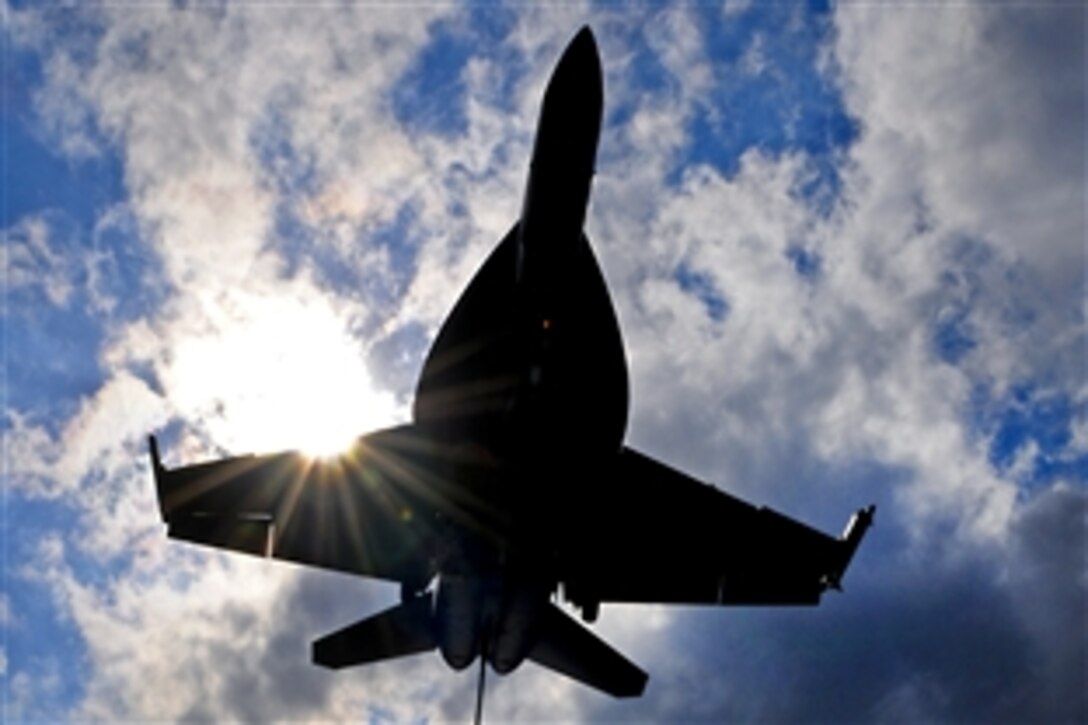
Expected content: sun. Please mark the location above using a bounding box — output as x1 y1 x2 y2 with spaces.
170 291 402 459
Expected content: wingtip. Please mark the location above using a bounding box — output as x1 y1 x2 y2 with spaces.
149 434 162 469
821 505 877 593
149 434 168 522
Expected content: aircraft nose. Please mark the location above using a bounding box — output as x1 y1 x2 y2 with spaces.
534 26 603 176
567 26 599 68
552 26 602 102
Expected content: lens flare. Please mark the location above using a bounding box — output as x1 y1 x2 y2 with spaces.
169 292 402 459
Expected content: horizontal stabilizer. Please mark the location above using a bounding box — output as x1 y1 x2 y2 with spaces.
313 593 437 669
528 604 647 698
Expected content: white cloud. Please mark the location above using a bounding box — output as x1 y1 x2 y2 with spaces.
644 6 714 101
740 32 767 76
833 4 1085 394
5 2 1084 721
32 54 103 160
1069 414 1088 459
722 0 752 19
5 662 63 722
6 371 166 499
4 4 479 720
604 142 1020 544
3 213 77 308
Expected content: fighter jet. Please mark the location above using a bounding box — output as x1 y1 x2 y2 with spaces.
150 26 873 706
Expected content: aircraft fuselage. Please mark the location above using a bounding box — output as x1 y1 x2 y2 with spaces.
411 27 623 674
151 25 874 703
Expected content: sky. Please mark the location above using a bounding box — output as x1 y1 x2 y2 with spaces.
2 1 1085 722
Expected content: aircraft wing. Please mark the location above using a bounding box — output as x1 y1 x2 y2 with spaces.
150 425 471 586
565 448 873 607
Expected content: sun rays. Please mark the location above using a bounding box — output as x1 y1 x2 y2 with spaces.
169 290 402 459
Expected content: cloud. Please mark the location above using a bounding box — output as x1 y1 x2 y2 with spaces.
4 5 453 719
1006 484 1088 718
3 3 1084 723
6 370 165 498
584 5 1083 719
4 212 79 308
834 3 1085 394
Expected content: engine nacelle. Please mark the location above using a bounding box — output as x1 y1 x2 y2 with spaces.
488 584 549 674
435 576 482 670
435 573 553 675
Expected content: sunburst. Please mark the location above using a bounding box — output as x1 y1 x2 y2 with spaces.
169 291 402 459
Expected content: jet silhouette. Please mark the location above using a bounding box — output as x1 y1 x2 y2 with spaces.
150 26 874 703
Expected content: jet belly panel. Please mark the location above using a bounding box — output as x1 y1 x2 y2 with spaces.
414 228 628 466
437 576 485 670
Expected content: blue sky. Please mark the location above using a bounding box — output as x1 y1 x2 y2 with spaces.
3 2 1085 722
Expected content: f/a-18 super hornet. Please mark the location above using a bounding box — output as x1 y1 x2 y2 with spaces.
150 25 874 708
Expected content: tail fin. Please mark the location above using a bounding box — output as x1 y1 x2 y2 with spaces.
527 603 647 698
313 593 437 669
824 505 876 591
148 435 167 522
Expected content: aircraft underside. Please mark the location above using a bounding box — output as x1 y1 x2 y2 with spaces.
149 25 874 715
